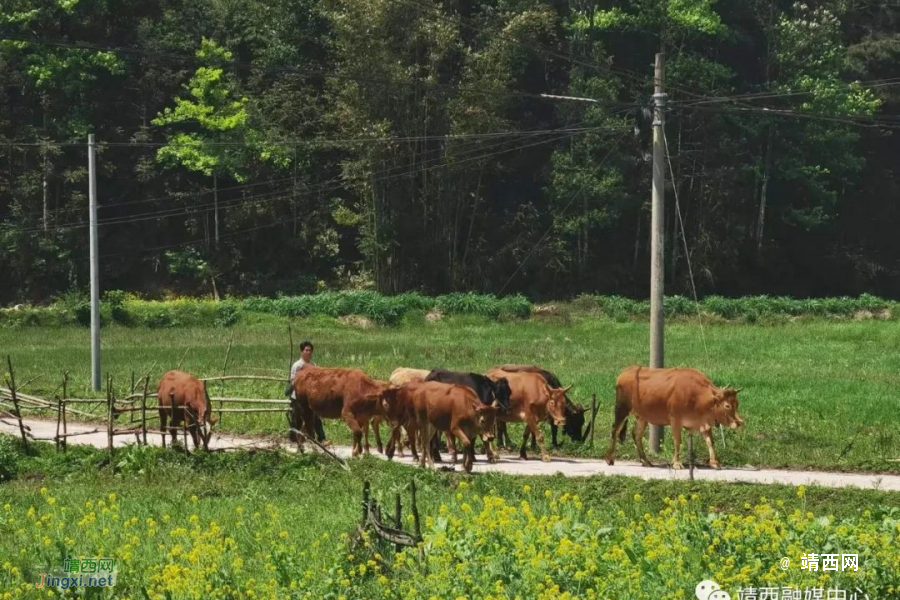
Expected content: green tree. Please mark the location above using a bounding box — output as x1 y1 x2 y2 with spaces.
152 38 289 248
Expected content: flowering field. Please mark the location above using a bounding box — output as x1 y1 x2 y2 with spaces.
1 441 899 600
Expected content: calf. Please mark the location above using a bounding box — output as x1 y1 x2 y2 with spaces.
425 368 510 462
493 364 586 448
604 366 745 469
425 369 512 412
485 369 569 462
292 366 389 456
403 381 498 473
157 370 218 451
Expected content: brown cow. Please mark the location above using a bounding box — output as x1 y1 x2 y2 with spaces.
604 366 744 470
484 369 569 462
157 370 218 451
393 380 497 473
292 366 389 456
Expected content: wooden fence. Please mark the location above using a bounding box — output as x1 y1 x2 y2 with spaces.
1 354 298 460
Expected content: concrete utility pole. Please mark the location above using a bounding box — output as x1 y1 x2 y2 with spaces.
649 53 666 453
88 134 101 391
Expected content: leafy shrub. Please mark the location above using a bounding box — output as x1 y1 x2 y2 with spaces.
54 289 91 326
0 434 21 481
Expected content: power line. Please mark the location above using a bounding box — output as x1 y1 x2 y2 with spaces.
97 127 627 261
673 78 900 107
1 124 618 220
0 34 635 109
1 126 614 148
683 104 900 130
496 129 629 295
14 124 625 235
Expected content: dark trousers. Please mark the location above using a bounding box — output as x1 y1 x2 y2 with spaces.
314 416 326 441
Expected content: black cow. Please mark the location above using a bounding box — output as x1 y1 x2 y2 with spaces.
424 369 512 413
493 364 586 448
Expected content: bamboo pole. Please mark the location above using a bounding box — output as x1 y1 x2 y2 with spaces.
200 375 288 383
5 355 28 449
410 480 421 545
141 375 149 446
61 372 68 452
210 397 291 404
394 493 403 554
177 347 190 370
106 374 114 459
182 407 189 455
55 391 62 452
220 330 234 422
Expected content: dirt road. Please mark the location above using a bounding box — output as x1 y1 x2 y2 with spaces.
4 418 899 491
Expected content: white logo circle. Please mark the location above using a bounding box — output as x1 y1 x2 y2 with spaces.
695 580 721 600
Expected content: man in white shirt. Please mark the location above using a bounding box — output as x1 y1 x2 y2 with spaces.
288 340 329 445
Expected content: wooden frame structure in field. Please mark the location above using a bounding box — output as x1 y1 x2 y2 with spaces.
2 356 295 460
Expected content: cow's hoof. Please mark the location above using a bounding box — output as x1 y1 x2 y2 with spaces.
519 453 528 460
541 455 551 463
672 461 684 470
710 461 721 470
487 454 499 464
641 459 653 467
376 445 384 454
605 457 615 466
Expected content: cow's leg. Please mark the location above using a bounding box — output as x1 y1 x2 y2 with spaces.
168 406 182 448
371 416 384 454
605 408 630 465
418 419 434 468
451 426 473 472
445 433 458 464
633 418 652 467
386 424 400 460
550 420 560 448
407 423 419 462
702 428 720 469
158 407 168 448
529 417 551 462
341 410 364 457
671 421 684 469
361 416 371 455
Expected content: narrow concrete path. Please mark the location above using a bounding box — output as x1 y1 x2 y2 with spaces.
4 418 899 491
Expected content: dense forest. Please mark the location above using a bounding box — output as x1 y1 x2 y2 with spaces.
1 0 898 303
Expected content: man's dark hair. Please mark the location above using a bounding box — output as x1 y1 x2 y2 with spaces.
299 340 314 352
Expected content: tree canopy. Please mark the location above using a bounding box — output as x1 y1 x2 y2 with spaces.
1 0 898 302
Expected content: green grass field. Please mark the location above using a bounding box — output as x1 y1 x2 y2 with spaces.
3 314 900 473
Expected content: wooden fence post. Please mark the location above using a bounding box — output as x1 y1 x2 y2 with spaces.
394 493 403 554
5 355 28 450
588 393 597 448
106 374 114 460
61 372 68 453
182 407 189 455
361 481 370 527
219 331 234 423
55 391 63 452
141 376 149 446
410 480 421 541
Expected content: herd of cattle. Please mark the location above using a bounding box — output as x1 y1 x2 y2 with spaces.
155 363 745 473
